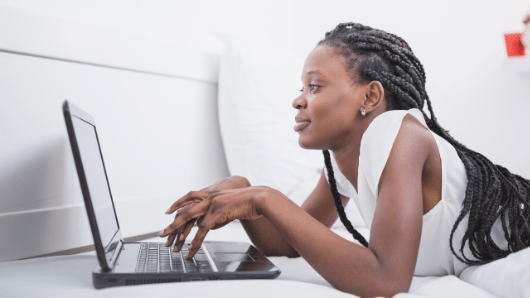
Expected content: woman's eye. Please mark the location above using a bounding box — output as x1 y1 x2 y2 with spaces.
300 85 319 93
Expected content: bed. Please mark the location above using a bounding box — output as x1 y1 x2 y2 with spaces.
1 5 529 298
0 222 503 298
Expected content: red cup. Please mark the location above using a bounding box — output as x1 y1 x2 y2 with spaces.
504 32 525 57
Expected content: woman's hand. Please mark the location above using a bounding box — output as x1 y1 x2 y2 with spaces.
159 176 250 252
159 186 275 258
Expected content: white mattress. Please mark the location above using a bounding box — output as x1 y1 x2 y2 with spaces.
0 221 512 298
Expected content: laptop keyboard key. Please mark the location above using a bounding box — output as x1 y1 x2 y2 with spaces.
135 243 213 274
193 254 208 262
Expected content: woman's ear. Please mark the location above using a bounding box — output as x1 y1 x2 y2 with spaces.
363 81 385 112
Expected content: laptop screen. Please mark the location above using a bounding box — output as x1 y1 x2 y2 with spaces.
71 115 119 249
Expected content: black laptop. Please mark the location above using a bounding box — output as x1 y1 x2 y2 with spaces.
62 100 280 289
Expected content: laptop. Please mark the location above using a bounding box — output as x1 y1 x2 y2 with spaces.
62 100 280 289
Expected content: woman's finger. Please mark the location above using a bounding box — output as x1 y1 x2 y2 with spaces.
165 232 177 247
160 210 187 238
174 218 196 252
159 199 210 237
172 200 208 227
185 211 219 259
164 204 193 247
165 191 210 214
174 204 193 244
173 224 187 250
196 215 205 226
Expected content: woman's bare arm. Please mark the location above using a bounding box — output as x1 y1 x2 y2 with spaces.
162 169 348 256
254 118 429 296
240 169 349 257
161 119 430 296
160 116 431 297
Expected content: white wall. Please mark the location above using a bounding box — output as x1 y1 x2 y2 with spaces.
1 0 526 177
1 0 529 260
290 0 530 179
505 0 530 31
0 5 228 261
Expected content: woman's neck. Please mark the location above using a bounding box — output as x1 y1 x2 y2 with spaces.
330 108 386 190
331 144 361 191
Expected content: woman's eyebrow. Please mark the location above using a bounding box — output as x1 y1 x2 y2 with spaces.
307 70 326 76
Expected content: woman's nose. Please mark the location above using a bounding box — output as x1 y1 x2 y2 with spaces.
292 93 307 110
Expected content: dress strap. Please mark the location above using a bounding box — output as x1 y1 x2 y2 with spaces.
359 108 426 198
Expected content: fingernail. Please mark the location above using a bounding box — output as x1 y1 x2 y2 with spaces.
158 231 164 237
165 208 171 214
185 253 191 259
179 234 185 241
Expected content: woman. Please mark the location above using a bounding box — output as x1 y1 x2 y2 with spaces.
159 23 530 297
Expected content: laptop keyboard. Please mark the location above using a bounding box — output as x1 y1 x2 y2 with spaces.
135 243 213 273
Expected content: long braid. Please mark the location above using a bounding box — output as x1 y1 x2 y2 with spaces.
318 22 530 265
323 150 369 247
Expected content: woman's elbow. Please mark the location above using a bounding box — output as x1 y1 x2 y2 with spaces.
258 246 300 258
333 273 411 298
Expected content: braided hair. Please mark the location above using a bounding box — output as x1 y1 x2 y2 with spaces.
319 22 530 265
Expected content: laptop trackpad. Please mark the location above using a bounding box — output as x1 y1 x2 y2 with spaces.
213 253 254 263
213 253 260 272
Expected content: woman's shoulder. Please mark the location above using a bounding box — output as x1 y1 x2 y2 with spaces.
359 108 433 195
360 108 429 156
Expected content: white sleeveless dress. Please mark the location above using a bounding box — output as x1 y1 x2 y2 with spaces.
324 108 508 276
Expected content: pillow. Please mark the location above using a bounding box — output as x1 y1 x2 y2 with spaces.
217 37 365 229
459 246 530 298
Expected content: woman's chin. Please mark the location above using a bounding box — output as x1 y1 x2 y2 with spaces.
297 136 318 150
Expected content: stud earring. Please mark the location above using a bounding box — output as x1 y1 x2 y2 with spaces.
361 109 366 116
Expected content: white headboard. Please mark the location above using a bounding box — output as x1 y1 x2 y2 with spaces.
0 6 229 262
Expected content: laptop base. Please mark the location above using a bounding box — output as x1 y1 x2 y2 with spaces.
93 241 280 289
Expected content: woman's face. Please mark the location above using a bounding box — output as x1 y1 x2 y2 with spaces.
292 45 367 150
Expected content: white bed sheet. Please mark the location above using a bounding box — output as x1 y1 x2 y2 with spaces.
460 244 530 298
0 221 499 298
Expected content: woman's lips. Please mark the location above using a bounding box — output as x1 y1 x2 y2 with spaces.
294 121 310 132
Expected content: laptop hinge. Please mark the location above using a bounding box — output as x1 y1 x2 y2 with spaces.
109 239 124 270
